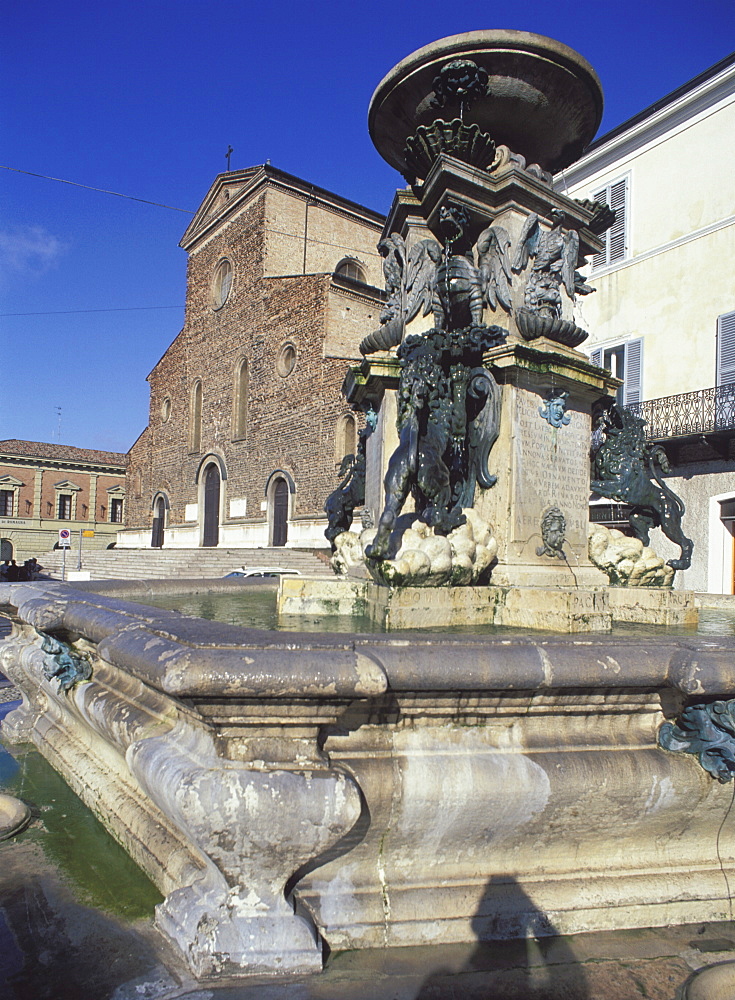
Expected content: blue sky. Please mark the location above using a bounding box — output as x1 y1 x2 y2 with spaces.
2 0 733 453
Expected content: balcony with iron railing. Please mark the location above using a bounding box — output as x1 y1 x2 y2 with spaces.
628 383 735 448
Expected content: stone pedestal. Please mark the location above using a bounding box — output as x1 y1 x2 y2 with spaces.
343 355 401 526
606 586 699 626
474 339 619 589
280 576 698 633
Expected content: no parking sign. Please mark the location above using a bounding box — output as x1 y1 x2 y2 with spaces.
58 528 71 548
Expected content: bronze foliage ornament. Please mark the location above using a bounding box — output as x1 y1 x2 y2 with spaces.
430 58 490 112
403 119 496 185
38 631 93 692
401 59 494 185
659 700 735 782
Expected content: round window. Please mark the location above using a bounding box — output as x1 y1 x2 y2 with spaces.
277 342 297 378
212 258 233 310
161 397 171 422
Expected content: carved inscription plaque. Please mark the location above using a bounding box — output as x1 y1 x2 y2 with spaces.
511 389 591 547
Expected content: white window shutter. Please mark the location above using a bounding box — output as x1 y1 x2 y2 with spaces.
624 338 643 405
592 187 607 270
589 347 603 367
717 312 735 386
608 179 628 263
591 178 628 269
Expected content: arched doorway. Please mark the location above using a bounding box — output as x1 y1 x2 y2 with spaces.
272 477 289 547
151 497 166 548
0 539 12 561
203 463 221 547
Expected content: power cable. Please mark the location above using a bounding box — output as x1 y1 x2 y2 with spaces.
0 165 195 213
2 165 383 257
1 306 182 317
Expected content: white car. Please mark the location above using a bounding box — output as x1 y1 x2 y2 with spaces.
223 567 302 579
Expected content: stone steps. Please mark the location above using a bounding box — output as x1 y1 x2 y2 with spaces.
37 547 332 581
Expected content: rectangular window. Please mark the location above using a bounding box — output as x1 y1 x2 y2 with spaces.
591 177 628 270
58 494 72 520
590 338 643 406
110 498 124 523
0 490 13 517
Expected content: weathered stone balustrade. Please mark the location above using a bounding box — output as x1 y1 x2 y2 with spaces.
1 579 734 976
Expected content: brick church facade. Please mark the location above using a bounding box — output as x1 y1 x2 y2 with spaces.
120 165 385 549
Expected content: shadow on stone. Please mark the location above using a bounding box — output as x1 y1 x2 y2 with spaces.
414 876 589 1000
0 857 174 1000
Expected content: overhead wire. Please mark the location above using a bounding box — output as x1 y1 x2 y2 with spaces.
1 164 383 254
1 165 384 317
0 306 182 317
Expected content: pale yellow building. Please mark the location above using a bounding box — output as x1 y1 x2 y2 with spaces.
558 52 735 592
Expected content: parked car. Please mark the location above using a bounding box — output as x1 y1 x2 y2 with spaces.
223 567 302 579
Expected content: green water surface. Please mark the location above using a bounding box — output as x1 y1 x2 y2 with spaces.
0 738 163 919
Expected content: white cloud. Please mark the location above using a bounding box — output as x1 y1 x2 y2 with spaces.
0 224 68 283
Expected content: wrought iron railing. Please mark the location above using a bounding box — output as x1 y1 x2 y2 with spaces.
627 384 735 440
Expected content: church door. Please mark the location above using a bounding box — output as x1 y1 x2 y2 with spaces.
203 464 221 548
272 478 289 547
151 497 166 548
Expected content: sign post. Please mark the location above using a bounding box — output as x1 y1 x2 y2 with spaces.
58 528 71 581
77 529 95 570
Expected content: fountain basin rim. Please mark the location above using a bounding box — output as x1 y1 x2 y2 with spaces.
3 580 735 699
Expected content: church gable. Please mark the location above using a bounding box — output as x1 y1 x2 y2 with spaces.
180 166 265 251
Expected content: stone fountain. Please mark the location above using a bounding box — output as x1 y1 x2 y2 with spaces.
296 29 696 633
0 32 732 992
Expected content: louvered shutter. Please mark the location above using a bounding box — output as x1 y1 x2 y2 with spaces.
591 178 628 268
717 312 735 386
608 180 627 263
623 338 643 405
591 187 607 270
589 347 603 367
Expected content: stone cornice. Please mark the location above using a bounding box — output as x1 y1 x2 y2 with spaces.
329 275 385 305
0 453 125 476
